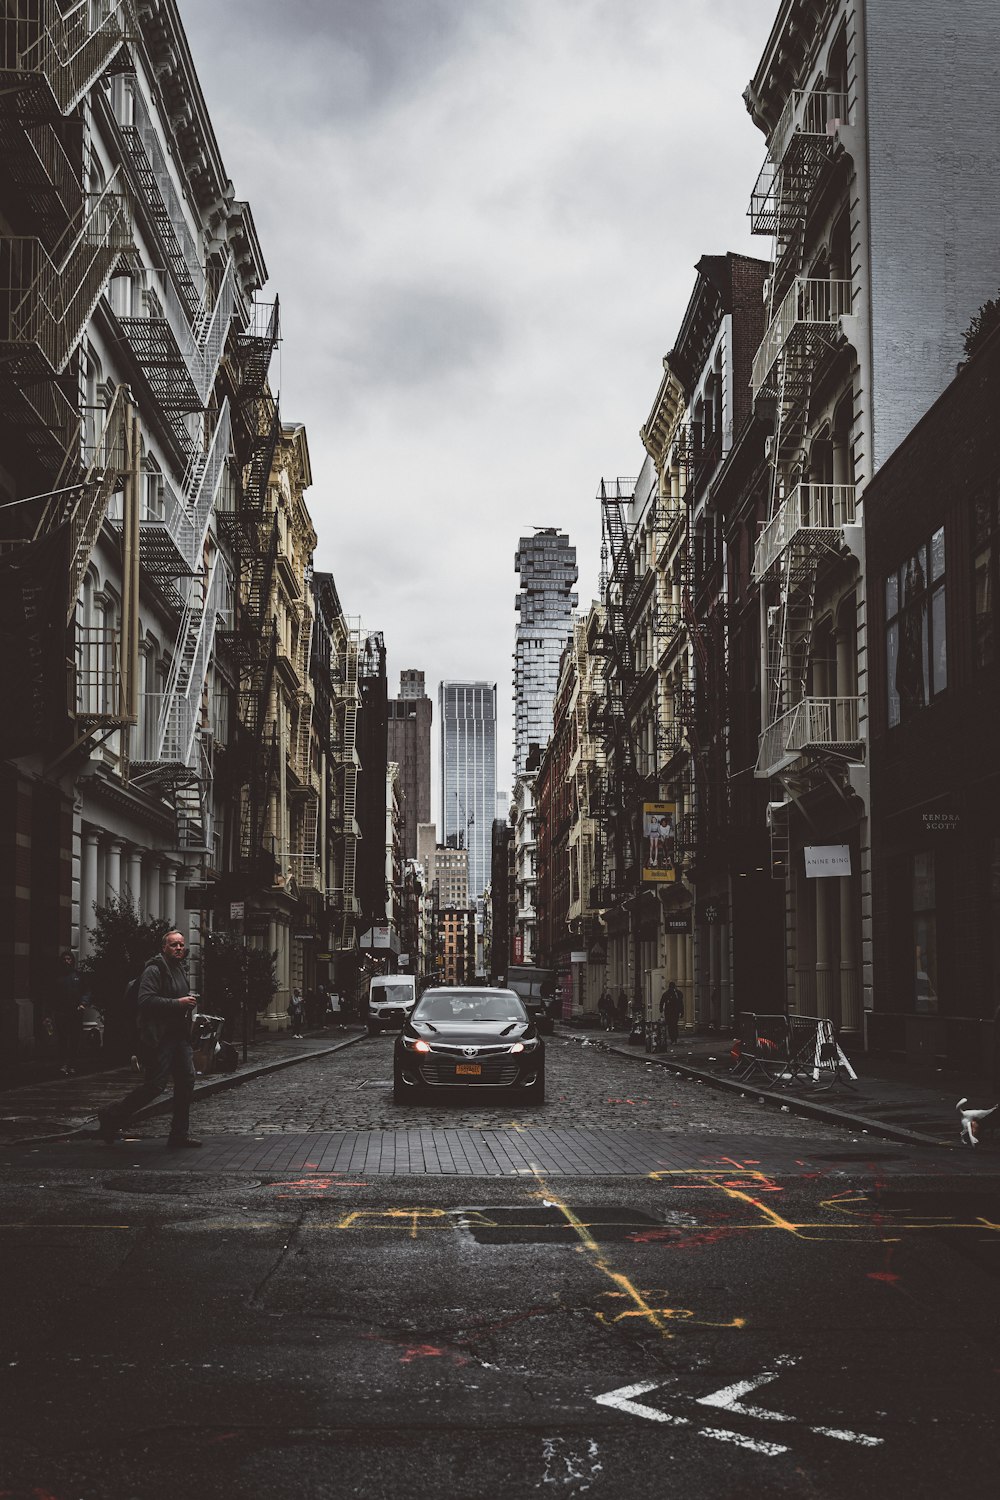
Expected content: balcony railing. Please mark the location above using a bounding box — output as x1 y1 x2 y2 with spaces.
751 278 854 401
0 173 132 373
753 482 857 580
756 696 863 778
0 0 137 116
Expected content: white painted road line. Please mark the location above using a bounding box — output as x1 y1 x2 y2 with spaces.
595 1364 884 1455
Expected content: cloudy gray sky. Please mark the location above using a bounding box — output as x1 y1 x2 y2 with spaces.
180 0 779 804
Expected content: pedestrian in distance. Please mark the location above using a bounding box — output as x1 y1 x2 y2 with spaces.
597 988 615 1031
327 988 345 1030
50 951 89 1075
659 980 684 1045
288 987 305 1038
97 931 201 1149
615 988 629 1030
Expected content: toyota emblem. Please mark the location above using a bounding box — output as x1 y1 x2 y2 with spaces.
462 1046 479 1057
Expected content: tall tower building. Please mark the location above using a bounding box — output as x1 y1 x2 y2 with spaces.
513 529 578 777
387 670 432 861
439 681 496 901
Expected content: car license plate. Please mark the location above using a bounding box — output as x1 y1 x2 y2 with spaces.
455 1063 481 1075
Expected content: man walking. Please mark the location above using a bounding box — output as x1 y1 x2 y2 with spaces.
659 980 684 1045
97 931 201 1149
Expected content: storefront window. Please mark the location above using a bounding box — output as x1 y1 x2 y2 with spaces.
885 530 947 727
973 481 1000 668
913 852 938 1014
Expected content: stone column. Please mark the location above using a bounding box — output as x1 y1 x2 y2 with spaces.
839 875 861 1031
142 857 160 921
81 830 99 955
814 878 833 1020
126 847 143 908
105 840 124 904
161 863 178 926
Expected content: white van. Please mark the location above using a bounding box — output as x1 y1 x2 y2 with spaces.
367 974 417 1034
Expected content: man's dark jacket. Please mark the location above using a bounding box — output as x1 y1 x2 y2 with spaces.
137 954 191 1048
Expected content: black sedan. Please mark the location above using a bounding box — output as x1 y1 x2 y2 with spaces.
393 987 545 1103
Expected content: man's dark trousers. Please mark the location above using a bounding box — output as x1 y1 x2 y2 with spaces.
103 1038 195 1140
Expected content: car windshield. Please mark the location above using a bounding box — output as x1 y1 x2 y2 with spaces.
414 991 527 1024
372 985 412 1006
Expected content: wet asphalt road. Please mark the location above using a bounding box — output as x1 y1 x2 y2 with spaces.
0 1035 997 1498
180 1032 872 1137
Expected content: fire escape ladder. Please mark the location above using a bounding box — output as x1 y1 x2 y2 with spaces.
116 75 203 318
0 170 133 376
0 115 81 245
0 1 137 119
233 298 280 403
129 553 225 851
238 626 278 869
118 254 235 415
159 553 224 766
769 545 819 727
767 795 791 880
29 383 131 621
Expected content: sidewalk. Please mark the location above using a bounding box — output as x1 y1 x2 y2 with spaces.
0 1025 368 1147
563 1024 992 1149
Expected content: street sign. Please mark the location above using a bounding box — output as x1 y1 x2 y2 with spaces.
184 885 215 910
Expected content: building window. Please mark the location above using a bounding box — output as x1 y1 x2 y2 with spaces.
973 478 1000 667
912 852 938 1015
885 528 946 727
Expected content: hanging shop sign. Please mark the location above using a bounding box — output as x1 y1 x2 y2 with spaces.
804 845 852 878
665 911 692 933
641 801 677 884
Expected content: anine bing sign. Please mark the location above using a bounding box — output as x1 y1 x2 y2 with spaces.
804 845 852 878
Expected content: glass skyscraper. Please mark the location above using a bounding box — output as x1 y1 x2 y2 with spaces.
439 681 496 902
513 528 578 776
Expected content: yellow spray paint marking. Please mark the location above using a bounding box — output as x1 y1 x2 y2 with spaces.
595 1295 746 1331
648 1168 887 1242
528 1169 706 1342
334 1208 450 1239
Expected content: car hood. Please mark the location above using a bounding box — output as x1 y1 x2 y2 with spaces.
405 1019 534 1045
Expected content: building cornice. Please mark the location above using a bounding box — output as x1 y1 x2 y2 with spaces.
640 361 687 469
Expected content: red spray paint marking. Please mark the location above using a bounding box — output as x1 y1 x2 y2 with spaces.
275 1175 369 1196
400 1343 469 1366
867 1271 901 1285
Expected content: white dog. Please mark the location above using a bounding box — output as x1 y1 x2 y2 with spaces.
956 1098 998 1147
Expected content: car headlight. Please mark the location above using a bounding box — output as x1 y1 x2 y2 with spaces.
509 1038 539 1053
403 1037 431 1053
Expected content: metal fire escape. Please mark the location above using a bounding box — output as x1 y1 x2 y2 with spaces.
329 622 361 947
598 477 639 894
217 299 282 881
286 599 321 890
569 616 601 934
0 2 137 475
749 90 861 790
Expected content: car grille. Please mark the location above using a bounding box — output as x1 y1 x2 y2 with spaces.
418 1058 521 1087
